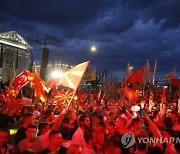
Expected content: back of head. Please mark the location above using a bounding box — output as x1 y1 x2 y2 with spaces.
0 128 10 135
163 117 174 129
67 143 82 154
22 112 34 123
45 109 53 118
103 136 121 154
60 127 70 140
27 124 37 130
49 130 60 139
132 118 140 126
38 122 49 135
174 132 180 153
135 129 149 151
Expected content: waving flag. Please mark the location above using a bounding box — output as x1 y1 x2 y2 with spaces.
162 67 176 80
123 87 137 103
31 67 47 102
58 61 90 89
5 86 19 110
12 70 33 90
82 67 96 81
54 88 77 105
121 67 144 87
171 79 180 87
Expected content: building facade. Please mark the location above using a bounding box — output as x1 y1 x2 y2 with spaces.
0 31 32 82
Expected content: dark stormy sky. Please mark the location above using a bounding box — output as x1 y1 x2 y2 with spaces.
0 0 180 81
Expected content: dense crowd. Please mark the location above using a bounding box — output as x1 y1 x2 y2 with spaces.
0 87 180 154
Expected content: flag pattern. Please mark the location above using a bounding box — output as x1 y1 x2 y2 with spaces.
123 87 137 103
58 61 90 89
12 70 31 90
54 88 77 105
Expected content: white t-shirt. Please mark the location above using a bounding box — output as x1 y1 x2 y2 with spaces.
71 127 87 148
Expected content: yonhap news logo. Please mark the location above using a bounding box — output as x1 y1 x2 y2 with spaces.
121 133 180 149
121 133 135 148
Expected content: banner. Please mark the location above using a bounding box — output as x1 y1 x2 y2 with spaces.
82 67 96 81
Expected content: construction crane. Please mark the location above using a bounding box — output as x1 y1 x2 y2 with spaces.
42 33 62 44
26 34 63 63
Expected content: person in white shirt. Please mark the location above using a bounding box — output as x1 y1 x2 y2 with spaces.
82 128 96 154
71 114 91 148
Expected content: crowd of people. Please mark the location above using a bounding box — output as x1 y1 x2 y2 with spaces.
0 86 180 154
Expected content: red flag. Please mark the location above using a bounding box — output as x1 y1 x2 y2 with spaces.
58 61 90 89
12 70 33 90
5 87 19 110
171 79 180 87
121 67 144 87
123 87 137 103
32 67 47 102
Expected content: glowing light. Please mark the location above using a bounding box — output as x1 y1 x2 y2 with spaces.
91 46 96 52
10 129 18 135
51 71 64 79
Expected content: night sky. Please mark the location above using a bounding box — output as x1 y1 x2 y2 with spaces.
0 0 180 81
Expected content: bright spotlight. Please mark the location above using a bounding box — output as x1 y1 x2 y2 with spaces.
51 71 64 79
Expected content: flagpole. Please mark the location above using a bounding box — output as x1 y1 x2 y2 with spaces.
66 90 77 109
152 59 157 85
